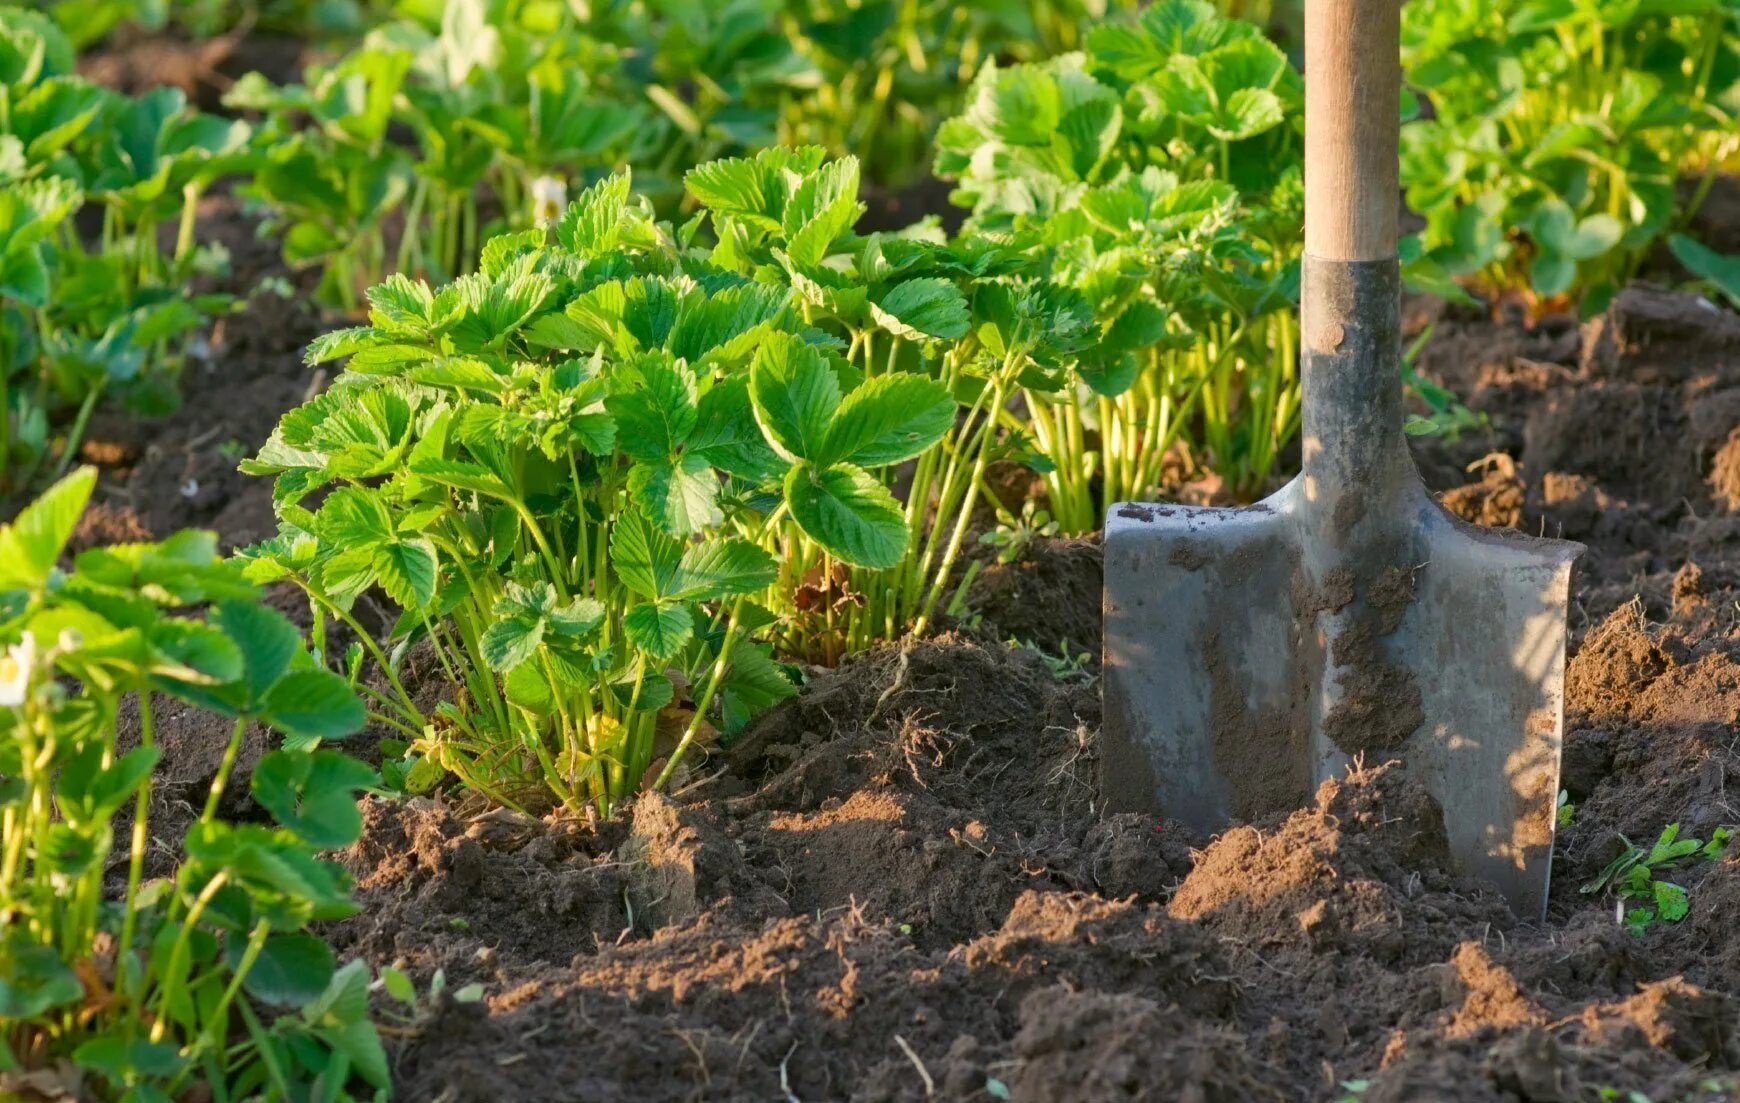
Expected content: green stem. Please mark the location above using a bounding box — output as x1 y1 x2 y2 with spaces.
652 599 745 792
200 716 250 821
116 690 154 1015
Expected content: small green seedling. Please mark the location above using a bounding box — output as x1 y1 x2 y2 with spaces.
1581 823 1734 935
979 500 1061 566
1557 790 1575 829
376 965 484 1026
1400 328 1483 443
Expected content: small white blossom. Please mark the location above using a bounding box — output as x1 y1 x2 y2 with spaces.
530 175 567 225
1 633 37 708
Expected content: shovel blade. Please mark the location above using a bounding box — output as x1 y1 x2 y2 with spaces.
1103 482 1580 920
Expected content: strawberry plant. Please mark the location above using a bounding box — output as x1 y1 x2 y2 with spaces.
0 468 385 1101
230 0 644 301
775 0 1137 191
1581 823 1734 935
1400 0 1740 315
935 0 1305 522
0 11 241 506
226 45 415 309
687 146 1092 658
238 174 805 815
241 161 1072 808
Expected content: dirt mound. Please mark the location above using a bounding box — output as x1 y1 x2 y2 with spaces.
1009 987 1286 1103
1554 605 1740 898
1171 763 1513 968
331 799 629 974
967 535 1104 662
337 640 1739 1101
1413 286 1740 640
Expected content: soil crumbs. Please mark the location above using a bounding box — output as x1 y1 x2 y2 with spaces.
322 283 1740 1101
335 634 1740 1103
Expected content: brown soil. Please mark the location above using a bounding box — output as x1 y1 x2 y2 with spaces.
966 535 1104 661
79 25 313 113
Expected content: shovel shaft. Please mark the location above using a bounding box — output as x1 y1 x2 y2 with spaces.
1304 0 1401 262
1301 0 1407 526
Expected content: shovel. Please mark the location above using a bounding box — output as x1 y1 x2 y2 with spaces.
1101 0 1582 920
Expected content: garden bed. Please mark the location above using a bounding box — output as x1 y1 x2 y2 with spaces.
80 213 1740 1100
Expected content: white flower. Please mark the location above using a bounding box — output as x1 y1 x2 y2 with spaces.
1 632 37 708
530 175 567 225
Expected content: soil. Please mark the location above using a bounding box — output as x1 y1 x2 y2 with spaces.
79 23 315 114
39 169 1740 1098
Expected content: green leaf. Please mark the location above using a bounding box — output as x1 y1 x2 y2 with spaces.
610 510 683 600
689 375 780 480
785 462 909 569
1530 253 1575 299
375 537 438 609
317 487 394 546
1669 235 1740 307
628 453 722 537
782 157 863 269
0 940 81 1017
0 466 95 589
826 374 954 467
480 587 555 672
623 602 694 662
380 966 417 1007
1653 880 1689 923
1209 86 1284 141
215 600 302 704
749 333 839 463
60 745 159 827
72 1035 187 1085
605 356 698 462
720 640 796 733
869 278 970 341
675 539 777 601
260 670 366 743
150 620 246 687
233 933 336 1007
686 155 781 229
409 458 513 499
251 749 376 849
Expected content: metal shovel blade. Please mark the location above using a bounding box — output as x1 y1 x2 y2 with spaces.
1101 259 1582 921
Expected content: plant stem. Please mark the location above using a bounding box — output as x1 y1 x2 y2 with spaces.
117 690 155 1015
651 599 744 792
201 716 250 822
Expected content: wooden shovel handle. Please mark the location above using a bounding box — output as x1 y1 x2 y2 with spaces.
1304 0 1401 262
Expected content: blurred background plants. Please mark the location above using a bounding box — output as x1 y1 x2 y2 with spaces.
0 8 244 508
935 0 1306 526
1399 0 1740 316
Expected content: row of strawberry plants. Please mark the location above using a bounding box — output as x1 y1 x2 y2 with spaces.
1 469 389 1100
202 0 1135 307
169 0 1737 321
238 154 1040 814
0 8 246 508
12 0 1736 527
1401 0 1739 316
